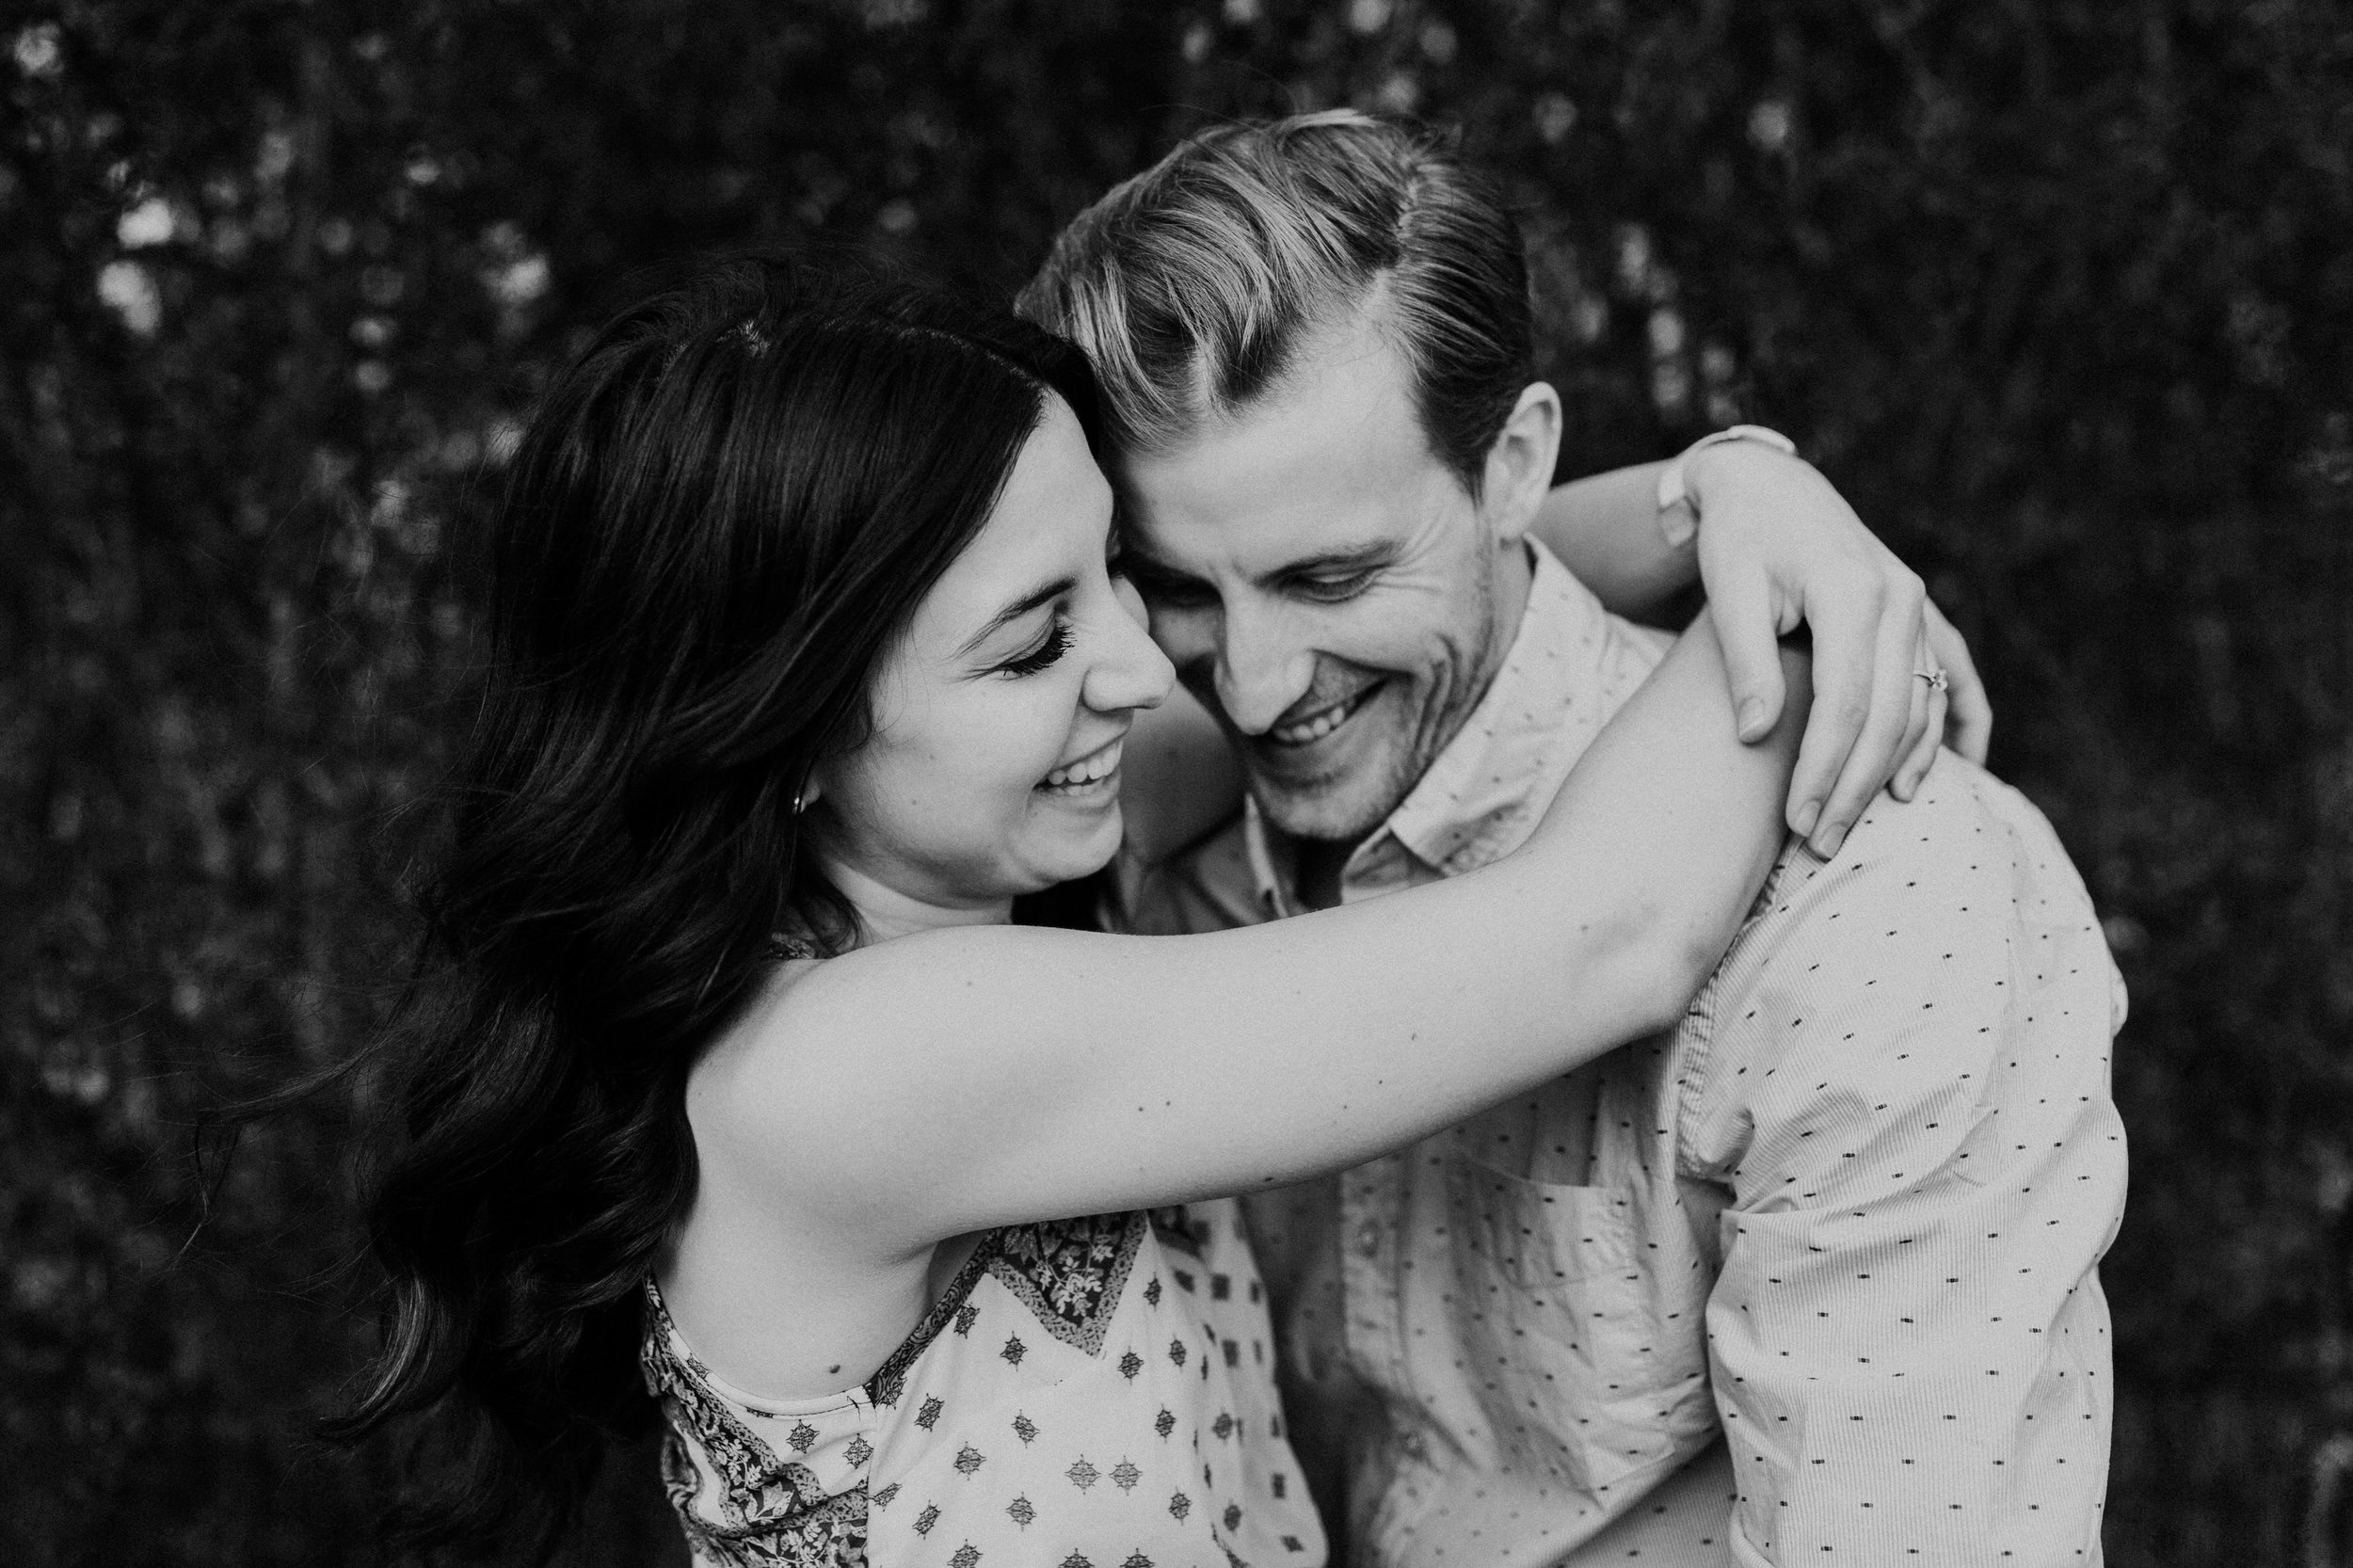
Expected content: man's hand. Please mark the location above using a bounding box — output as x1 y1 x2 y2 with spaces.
1687 440 1992 856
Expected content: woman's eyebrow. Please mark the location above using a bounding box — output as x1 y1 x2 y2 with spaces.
957 575 1073 658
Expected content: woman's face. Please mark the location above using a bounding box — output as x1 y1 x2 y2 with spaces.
812 395 1173 920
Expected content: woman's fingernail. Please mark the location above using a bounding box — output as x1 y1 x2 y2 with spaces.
1816 822 1848 857
1793 800 1821 838
1737 698 1767 739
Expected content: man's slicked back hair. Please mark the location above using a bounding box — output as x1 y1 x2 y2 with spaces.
1016 109 1534 494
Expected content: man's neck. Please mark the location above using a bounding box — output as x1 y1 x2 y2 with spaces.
1295 837 1353 912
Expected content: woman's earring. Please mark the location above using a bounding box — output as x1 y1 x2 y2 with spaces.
774 768 816 960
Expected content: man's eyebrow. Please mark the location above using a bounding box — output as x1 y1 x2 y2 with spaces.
956 576 1073 659
1257 541 1394 585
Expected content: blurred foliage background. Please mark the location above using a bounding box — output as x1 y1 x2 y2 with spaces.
4 1 2348 1562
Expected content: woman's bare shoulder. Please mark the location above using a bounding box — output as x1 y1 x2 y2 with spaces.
694 936 1015 1154
688 959 868 1160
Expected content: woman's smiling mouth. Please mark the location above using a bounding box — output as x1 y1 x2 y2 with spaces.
1038 735 1124 797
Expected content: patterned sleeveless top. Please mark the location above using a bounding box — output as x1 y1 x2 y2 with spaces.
641 1199 1328 1567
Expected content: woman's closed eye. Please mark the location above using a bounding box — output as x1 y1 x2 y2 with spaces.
998 619 1073 677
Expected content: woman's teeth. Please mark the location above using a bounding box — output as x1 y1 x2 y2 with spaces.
1043 738 1123 790
1272 688 1371 745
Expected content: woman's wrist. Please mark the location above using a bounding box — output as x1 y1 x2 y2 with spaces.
1670 425 1802 533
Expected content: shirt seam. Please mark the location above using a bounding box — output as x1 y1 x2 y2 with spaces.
1673 849 1797 1179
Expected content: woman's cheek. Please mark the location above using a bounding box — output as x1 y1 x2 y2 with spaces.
947 685 1043 822
1027 672 1089 769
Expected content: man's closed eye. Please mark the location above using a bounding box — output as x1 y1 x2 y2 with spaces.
1287 570 1379 604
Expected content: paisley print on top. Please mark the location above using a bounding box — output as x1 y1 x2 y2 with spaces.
983 1210 1144 1357
641 1284 868 1568
644 1203 1325 1568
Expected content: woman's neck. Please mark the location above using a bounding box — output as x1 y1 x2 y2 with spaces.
817 854 1011 947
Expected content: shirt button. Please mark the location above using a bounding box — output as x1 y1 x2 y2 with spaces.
1355 1221 1383 1259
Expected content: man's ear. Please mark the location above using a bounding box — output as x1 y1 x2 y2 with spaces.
1478 381 1563 546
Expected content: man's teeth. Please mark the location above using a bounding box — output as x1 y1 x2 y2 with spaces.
1273 692 1366 745
1044 739 1122 789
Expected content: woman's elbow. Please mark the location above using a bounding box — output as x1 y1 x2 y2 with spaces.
1587 899 1721 1041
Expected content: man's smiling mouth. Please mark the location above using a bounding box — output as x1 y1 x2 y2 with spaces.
1267 682 1383 747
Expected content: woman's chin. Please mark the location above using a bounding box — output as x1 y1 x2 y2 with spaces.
1016 799 1125 888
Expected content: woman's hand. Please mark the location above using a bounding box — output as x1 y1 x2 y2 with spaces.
1686 440 1993 857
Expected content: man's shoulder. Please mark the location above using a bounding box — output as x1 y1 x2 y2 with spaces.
1775 749 2091 921
1678 750 2125 1181
1521 537 1673 683
1689 750 2109 1056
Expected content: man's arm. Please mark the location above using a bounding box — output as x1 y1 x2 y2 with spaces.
1680 763 2127 1564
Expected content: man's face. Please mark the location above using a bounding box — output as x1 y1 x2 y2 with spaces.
1118 312 1533 844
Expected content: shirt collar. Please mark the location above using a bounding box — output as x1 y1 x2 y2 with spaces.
1244 539 1639 913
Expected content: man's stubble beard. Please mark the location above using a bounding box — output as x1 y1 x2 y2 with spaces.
1257 563 1507 852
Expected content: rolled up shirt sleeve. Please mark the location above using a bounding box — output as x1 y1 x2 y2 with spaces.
1678 761 2128 1565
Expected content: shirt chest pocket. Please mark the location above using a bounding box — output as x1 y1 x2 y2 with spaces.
1442 1157 1716 1498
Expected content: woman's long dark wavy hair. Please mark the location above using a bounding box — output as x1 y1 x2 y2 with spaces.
340 253 1106 1556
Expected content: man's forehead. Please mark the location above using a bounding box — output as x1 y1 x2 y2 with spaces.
1114 325 1453 571
1119 480 1404 578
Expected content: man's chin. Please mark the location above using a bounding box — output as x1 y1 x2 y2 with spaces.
1244 770 1401 846
1236 703 1423 844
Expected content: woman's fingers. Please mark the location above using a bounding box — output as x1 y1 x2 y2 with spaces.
1891 632 1945 800
1679 440 1991 829
1923 600 1993 762
1802 572 1926 856
1705 557 1791 743
1784 565 1888 843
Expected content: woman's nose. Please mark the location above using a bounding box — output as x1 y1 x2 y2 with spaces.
1086 587 1175 712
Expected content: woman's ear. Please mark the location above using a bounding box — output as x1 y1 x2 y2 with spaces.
1479 381 1564 546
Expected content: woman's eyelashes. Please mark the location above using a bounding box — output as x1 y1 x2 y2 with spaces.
998 618 1073 677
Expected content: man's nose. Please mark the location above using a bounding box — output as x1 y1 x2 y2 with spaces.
1213 601 1316 736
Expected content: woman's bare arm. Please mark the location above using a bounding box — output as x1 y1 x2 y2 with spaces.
1533 460 1695 616
705 615 1804 1251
